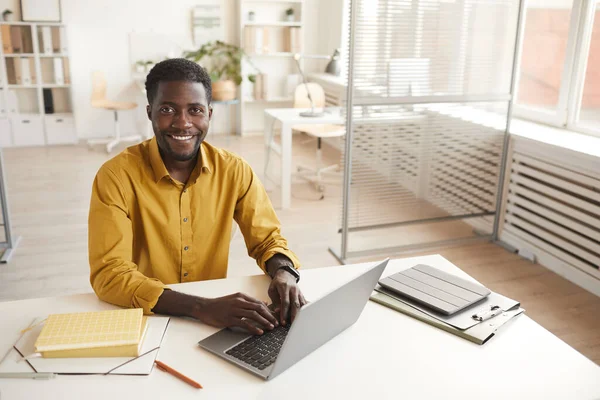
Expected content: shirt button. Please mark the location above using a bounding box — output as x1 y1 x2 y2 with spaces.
184 246 189 251
183 189 187 193
183 272 189 277
183 217 188 222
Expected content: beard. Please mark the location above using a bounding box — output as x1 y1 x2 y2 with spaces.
156 131 202 162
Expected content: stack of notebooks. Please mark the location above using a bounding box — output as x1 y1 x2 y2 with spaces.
33 309 148 358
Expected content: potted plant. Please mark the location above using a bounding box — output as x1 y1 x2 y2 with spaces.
184 41 259 101
248 11 255 22
285 8 294 22
2 9 14 21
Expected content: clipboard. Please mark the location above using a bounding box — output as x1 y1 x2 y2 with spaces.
374 284 520 330
0 316 170 375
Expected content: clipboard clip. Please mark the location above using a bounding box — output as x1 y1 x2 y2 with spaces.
472 305 503 322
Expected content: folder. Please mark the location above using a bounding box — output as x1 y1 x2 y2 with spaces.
10 26 23 53
1 25 12 54
371 290 525 345
0 316 170 375
370 285 525 345
62 58 71 84
5 58 17 85
53 57 64 84
12 58 23 84
51 27 61 52
19 58 32 85
59 26 68 53
21 26 34 53
41 26 53 54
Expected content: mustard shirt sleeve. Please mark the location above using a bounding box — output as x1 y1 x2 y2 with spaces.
233 159 301 273
88 166 166 314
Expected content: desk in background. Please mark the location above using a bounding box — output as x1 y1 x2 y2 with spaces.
1 255 599 399
263 107 344 209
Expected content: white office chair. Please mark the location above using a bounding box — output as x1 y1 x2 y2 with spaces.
87 71 143 153
293 83 345 193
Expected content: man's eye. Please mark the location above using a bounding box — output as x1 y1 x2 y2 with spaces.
190 108 204 115
160 107 174 113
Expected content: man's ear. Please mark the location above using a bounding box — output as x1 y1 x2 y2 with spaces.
208 106 213 121
146 105 151 120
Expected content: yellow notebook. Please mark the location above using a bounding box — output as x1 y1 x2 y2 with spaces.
35 309 146 358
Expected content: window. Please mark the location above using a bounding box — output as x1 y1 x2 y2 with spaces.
514 0 600 137
516 0 574 114
578 2 600 128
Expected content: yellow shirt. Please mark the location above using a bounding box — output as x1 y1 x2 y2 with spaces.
88 138 300 314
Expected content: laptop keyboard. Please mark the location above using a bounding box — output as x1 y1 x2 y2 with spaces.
225 325 290 370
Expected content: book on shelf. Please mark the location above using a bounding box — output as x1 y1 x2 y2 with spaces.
253 73 268 101
21 26 34 54
5 58 17 85
1 25 13 54
43 88 54 114
51 26 61 52
59 27 68 53
6 90 18 114
10 26 23 53
21 57 33 85
40 26 53 54
62 58 71 84
284 27 302 53
244 26 270 55
11 57 33 85
53 57 65 84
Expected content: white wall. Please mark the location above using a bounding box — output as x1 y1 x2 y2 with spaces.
1 0 333 138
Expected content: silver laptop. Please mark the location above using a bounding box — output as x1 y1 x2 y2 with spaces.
198 259 389 380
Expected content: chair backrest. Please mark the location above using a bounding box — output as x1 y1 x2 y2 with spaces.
91 71 108 107
294 83 325 108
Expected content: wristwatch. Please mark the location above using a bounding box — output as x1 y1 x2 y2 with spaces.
275 264 300 283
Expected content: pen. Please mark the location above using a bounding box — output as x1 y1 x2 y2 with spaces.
154 360 202 389
0 372 56 380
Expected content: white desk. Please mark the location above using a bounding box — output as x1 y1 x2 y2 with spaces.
1 255 600 399
263 108 344 209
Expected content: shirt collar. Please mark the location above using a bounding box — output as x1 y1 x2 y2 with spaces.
149 137 213 184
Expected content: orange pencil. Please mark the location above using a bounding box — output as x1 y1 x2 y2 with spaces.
154 360 203 389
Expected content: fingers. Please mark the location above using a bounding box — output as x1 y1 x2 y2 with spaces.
239 309 275 331
236 297 279 327
289 286 301 324
299 292 308 306
229 317 264 335
277 284 290 326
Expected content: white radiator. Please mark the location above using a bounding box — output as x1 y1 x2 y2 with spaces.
499 135 600 296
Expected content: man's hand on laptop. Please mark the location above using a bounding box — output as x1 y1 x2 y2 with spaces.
268 269 307 326
196 292 279 335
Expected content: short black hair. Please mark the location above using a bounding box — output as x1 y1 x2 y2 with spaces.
145 58 212 105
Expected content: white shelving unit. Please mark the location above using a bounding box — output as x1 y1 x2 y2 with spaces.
238 0 305 135
0 22 76 147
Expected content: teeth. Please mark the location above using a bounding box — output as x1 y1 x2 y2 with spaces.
172 135 192 141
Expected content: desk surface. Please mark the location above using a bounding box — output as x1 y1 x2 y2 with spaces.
1 255 599 400
265 107 344 125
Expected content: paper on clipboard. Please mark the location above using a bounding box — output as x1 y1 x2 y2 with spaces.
0 316 170 375
374 285 520 330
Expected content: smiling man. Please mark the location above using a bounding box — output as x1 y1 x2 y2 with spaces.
88 58 305 335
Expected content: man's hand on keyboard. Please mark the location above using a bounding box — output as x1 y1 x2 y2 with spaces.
195 292 279 335
268 269 307 326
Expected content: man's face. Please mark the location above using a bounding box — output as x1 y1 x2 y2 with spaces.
147 81 212 162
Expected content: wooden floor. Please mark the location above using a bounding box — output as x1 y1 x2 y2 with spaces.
0 133 598 365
